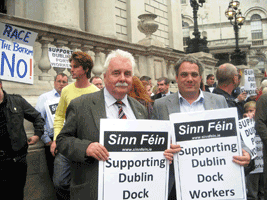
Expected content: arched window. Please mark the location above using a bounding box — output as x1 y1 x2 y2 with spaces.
251 14 263 46
182 21 190 46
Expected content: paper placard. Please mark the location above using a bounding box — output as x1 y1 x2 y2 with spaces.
170 108 246 200
98 119 171 200
0 22 38 84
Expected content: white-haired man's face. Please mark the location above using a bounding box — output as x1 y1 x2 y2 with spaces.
104 56 133 100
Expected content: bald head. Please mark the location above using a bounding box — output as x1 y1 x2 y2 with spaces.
216 63 238 86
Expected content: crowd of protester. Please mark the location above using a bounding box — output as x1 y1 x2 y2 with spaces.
2 49 267 199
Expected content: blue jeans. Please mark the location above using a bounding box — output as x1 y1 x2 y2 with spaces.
53 153 71 200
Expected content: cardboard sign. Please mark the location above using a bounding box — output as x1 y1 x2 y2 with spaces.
170 108 246 200
243 69 257 97
251 136 264 174
98 119 170 200
48 47 73 69
0 22 38 84
239 118 257 159
44 98 60 128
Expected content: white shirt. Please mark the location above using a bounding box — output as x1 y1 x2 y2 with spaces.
104 88 136 119
178 90 205 113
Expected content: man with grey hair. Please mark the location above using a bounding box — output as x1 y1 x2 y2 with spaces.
90 76 103 90
56 49 179 199
213 63 246 119
151 77 173 100
152 56 251 200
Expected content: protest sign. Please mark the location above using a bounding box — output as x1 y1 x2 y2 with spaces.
48 47 73 69
251 135 264 174
0 22 38 84
239 118 257 159
243 69 257 96
98 119 170 200
170 108 246 200
44 97 60 128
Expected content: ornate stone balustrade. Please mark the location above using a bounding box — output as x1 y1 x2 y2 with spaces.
208 37 250 54
0 13 186 86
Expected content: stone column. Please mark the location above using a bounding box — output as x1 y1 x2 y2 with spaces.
138 55 148 78
167 60 176 82
44 0 81 30
167 60 177 91
6 0 26 18
38 36 54 81
147 55 155 85
92 47 105 76
162 59 168 78
84 0 116 38
133 54 141 77
167 0 183 50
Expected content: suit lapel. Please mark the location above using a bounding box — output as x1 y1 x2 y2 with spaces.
128 97 145 119
203 92 215 110
166 93 180 115
91 90 106 131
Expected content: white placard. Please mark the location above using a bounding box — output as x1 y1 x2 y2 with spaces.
48 47 73 69
239 118 257 159
170 108 246 200
44 98 60 128
250 135 264 174
243 69 257 97
98 119 171 200
0 22 38 84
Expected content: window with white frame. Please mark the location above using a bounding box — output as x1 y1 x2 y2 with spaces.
251 14 263 46
181 0 187 4
183 21 190 46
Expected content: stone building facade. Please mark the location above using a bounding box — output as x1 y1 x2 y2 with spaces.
1 0 262 199
181 0 267 86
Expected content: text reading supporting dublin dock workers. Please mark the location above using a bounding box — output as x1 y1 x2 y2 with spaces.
174 117 246 199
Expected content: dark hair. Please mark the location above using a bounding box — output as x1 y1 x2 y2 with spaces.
174 55 204 76
90 76 102 83
54 72 68 81
206 74 214 80
69 51 94 79
140 76 151 82
0 79 2 90
157 77 170 85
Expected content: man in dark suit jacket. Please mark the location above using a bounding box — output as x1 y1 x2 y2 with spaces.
56 49 179 200
152 55 252 200
151 77 173 100
255 93 267 199
204 74 216 92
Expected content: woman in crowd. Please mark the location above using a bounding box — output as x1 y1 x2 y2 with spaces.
128 76 154 119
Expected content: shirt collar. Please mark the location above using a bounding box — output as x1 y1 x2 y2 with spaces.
104 88 129 108
164 90 171 96
53 88 61 97
178 89 204 104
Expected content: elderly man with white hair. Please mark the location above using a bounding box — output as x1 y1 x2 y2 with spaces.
56 49 180 200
